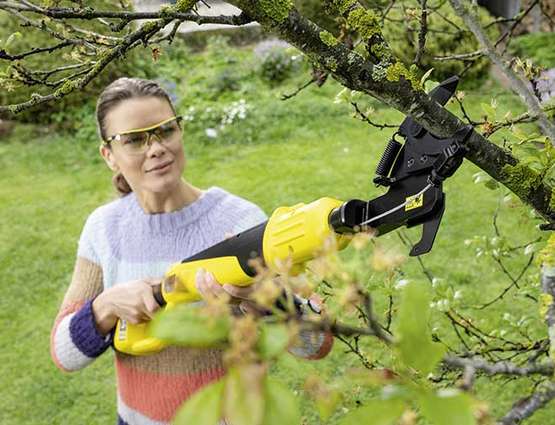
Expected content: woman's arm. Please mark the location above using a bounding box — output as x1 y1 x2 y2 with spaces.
50 256 110 373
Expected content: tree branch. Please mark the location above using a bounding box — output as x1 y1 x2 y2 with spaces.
448 0 555 143
498 381 555 425
226 1 554 224
443 356 554 377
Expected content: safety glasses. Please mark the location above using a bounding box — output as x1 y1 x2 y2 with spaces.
104 116 183 155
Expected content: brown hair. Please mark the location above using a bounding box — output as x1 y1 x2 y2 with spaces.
96 77 177 196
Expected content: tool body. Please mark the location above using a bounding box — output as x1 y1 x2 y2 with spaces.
114 76 473 355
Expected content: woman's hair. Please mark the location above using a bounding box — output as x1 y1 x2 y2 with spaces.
96 77 177 196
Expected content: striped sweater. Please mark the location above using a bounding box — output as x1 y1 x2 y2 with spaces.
50 187 333 424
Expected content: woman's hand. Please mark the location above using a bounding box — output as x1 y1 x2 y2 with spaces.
92 278 162 336
195 269 262 315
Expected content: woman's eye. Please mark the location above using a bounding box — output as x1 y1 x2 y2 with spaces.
160 125 177 135
124 135 146 145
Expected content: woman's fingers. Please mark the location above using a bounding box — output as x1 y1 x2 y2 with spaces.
142 291 160 319
222 281 260 300
195 269 226 299
144 278 162 287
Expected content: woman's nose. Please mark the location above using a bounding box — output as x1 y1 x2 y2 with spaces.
146 134 166 155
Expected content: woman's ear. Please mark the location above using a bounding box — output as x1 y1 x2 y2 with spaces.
99 144 119 172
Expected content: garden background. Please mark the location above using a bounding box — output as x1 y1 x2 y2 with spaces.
1 11 555 424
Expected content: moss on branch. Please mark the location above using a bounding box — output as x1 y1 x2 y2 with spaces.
320 30 339 47
385 62 422 91
259 0 293 24
501 163 543 200
346 8 381 39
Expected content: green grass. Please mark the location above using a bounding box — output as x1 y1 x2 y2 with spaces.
0 38 553 424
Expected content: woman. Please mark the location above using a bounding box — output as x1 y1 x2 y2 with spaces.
50 77 333 425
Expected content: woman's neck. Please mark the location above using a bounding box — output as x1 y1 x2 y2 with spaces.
136 179 203 214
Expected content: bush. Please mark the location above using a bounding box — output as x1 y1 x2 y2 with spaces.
509 32 555 69
0 1 156 125
259 49 297 84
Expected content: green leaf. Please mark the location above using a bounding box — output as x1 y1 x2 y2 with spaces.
484 178 499 190
262 378 301 425
480 102 496 120
315 388 342 421
174 379 224 425
420 68 434 86
419 389 476 425
338 398 405 425
543 163 555 185
396 282 445 374
424 79 440 93
257 323 290 359
150 305 230 347
4 32 21 48
511 126 527 141
224 366 265 425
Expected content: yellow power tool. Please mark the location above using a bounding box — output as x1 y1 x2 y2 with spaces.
114 76 473 355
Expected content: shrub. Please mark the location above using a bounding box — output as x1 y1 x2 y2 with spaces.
509 32 555 69
259 49 297 84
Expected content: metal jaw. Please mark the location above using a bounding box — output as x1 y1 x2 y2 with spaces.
329 76 473 256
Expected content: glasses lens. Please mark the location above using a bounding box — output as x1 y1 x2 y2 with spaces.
155 120 180 139
115 117 181 154
120 132 150 153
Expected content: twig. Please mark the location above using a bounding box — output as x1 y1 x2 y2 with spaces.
443 356 554 377
413 0 428 67
449 0 555 143
498 381 555 425
0 40 76 60
453 94 479 126
0 2 253 26
350 102 397 130
0 16 173 114
336 335 374 369
478 254 535 309
281 78 315 101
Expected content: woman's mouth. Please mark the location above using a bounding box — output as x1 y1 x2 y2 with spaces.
147 160 173 173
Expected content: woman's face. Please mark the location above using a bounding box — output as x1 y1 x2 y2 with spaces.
100 96 185 195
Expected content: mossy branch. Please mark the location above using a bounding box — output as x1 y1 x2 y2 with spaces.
0 17 172 115
2 1 554 224
227 0 554 223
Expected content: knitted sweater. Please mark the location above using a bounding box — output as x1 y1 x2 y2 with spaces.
50 187 333 424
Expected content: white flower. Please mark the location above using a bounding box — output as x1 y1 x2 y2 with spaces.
205 128 218 138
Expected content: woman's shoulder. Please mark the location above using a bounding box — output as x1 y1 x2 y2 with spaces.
207 186 265 214
204 186 268 233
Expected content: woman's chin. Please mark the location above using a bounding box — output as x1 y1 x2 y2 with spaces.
144 174 181 194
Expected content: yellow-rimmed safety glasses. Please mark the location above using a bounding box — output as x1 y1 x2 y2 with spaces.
104 116 183 155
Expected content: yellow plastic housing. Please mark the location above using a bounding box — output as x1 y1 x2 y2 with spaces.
114 196 349 355
262 197 347 272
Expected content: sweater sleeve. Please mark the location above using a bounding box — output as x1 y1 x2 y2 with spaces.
50 213 111 372
287 295 334 360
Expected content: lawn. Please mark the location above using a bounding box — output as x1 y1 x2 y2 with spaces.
0 37 551 424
